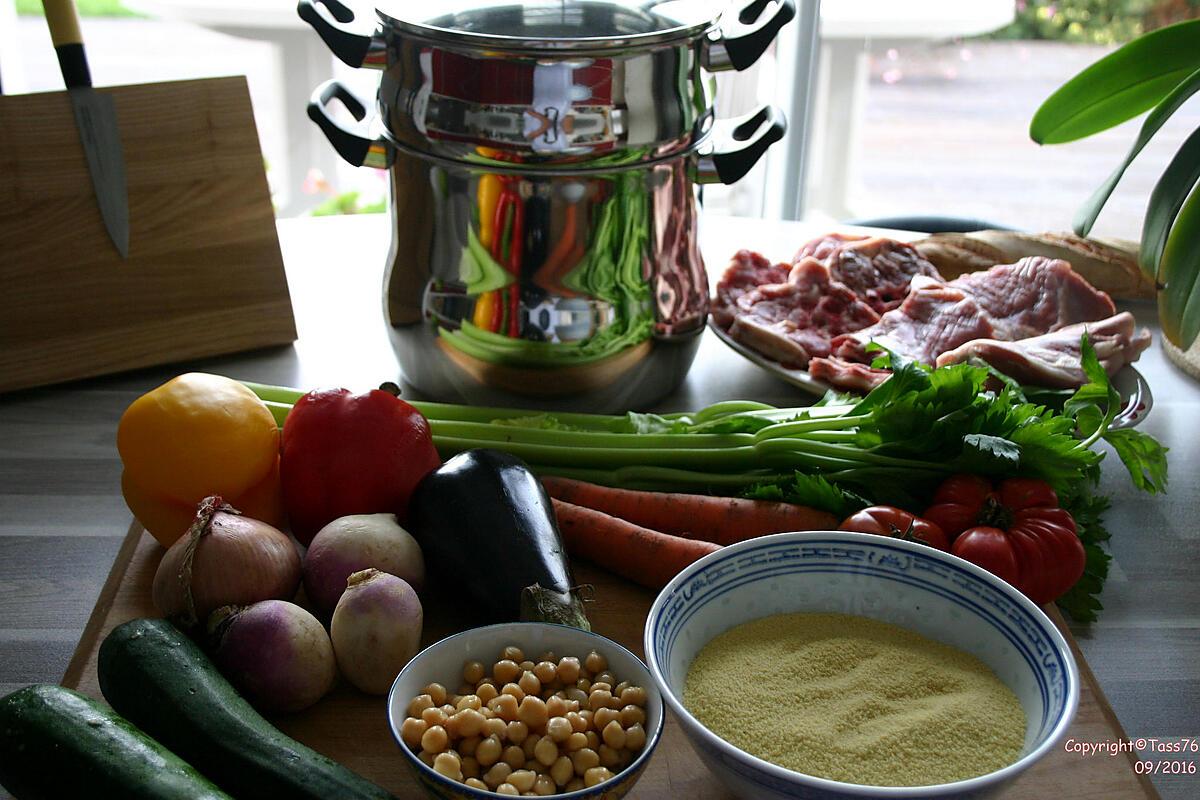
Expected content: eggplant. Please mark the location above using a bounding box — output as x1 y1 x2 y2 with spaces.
408 449 590 630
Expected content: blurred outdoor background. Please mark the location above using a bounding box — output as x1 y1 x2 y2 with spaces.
4 0 1200 241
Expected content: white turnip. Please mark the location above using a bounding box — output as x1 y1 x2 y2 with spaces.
208 600 336 712
330 569 422 695
303 513 425 618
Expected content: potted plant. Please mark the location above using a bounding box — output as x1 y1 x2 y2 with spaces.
1031 18 1200 377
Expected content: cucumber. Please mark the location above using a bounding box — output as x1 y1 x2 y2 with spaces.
0 684 230 800
98 618 396 800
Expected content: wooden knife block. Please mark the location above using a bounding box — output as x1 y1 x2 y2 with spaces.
0 76 296 393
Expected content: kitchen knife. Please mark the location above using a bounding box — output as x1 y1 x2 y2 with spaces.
44 0 129 258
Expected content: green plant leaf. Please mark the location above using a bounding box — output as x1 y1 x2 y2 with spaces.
1157 179 1200 348
1072 66 1200 237
1139 124 1200 279
1030 19 1200 145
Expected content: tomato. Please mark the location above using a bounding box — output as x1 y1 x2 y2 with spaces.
838 506 949 551
924 475 1085 606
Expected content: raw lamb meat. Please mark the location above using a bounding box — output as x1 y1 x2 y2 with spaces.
811 236 942 314
830 257 1115 365
727 258 880 368
793 232 869 264
808 358 893 393
712 250 791 327
935 312 1151 388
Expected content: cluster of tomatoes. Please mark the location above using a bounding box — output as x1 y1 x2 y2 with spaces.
838 474 1085 606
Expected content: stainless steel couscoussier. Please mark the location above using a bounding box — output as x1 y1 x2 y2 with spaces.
301 0 793 410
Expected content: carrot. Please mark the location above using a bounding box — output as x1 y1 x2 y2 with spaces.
541 477 838 546
551 499 720 590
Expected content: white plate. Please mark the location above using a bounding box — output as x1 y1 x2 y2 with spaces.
708 320 1153 430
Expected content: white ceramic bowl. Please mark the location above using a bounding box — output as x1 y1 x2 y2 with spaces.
644 531 1079 800
387 622 664 799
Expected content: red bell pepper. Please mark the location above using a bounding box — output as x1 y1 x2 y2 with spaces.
279 387 441 545
924 475 1085 605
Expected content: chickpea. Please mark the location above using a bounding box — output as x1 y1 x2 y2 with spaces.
432 751 461 781
463 660 486 685
456 684 473 698
400 717 427 749
534 773 556 795
418 750 436 767
501 683 525 702
545 695 568 719
421 706 447 728
522 733 542 759
494 659 521 685
583 650 607 674
423 682 448 706
584 766 614 788
556 657 581 685
533 661 558 685
566 699 581 713
420 725 448 754
567 711 588 733
408 694 434 718
593 707 619 730
506 720 530 744
508 768 537 793
545 715 572 742
565 777 584 792
465 777 488 790
476 735 503 767
502 745 526 769
451 708 486 739
613 680 629 696
575 677 591 693
477 683 499 703
589 682 612 695
595 672 616 688
485 717 508 738
578 709 594 728
549 755 574 787
564 687 588 705
518 695 549 731
600 724 628 753
533 735 559 766
502 646 525 663
461 755 481 779
518 671 541 697
483 762 513 789
519 660 535 673
598 744 620 769
565 732 588 752
620 686 647 707
588 690 612 712
456 694 482 712
459 735 482 756
491 693 519 722
570 747 599 775
625 723 647 751
496 783 519 796
584 731 600 750
620 704 646 728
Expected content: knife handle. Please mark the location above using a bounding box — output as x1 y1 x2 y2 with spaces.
44 0 92 89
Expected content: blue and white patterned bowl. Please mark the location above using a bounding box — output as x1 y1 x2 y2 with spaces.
644 531 1079 800
387 622 664 800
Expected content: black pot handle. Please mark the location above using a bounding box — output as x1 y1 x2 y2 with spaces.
704 0 796 72
694 104 787 185
297 0 384 69
307 79 393 168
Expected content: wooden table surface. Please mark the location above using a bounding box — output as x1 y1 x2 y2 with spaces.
1 214 1197 798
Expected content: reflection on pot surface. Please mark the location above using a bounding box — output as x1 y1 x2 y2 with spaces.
383 150 708 410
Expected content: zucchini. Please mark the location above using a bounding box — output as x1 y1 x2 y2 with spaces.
0 684 230 800
98 618 396 800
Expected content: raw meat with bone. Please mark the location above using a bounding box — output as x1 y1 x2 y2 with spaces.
935 312 1151 388
727 258 879 368
712 250 791 328
797 235 942 314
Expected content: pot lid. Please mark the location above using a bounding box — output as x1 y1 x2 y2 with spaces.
376 0 727 50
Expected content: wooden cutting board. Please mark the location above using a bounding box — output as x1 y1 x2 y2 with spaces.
63 522 1160 799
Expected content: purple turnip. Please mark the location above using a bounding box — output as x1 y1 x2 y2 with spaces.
330 569 423 695
303 513 425 618
208 600 337 712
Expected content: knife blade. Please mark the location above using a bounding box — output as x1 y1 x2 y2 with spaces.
45 0 129 258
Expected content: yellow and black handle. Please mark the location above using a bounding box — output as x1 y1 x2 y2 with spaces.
44 0 93 89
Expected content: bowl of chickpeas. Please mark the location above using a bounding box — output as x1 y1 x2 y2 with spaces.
387 622 663 799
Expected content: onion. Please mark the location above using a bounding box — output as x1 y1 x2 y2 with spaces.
330 569 422 695
153 496 301 627
303 513 425 618
207 600 336 713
